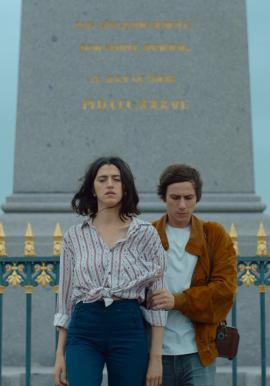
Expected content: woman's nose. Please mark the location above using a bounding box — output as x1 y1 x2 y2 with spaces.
107 177 114 187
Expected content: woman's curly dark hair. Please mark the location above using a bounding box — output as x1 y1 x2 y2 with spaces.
71 156 140 219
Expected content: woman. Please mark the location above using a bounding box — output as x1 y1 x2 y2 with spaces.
54 156 166 386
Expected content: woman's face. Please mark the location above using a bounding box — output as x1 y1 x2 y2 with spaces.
93 164 123 210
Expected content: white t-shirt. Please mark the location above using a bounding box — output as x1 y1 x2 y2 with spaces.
163 224 198 355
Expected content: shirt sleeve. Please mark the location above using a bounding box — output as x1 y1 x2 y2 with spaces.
53 231 75 329
140 226 167 326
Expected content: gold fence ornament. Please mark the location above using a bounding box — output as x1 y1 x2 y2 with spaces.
0 285 6 294
24 285 33 294
239 263 257 288
52 285 59 294
256 223 268 257
6 263 24 288
53 223 62 256
35 263 53 288
24 223 36 256
229 223 239 256
0 223 7 256
258 284 267 294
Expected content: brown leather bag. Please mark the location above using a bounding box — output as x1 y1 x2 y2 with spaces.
216 320 240 360
204 225 240 360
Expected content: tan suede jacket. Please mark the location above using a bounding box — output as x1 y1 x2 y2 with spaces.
152 214 237 366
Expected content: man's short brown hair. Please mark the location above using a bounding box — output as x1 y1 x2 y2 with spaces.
157 164 203 202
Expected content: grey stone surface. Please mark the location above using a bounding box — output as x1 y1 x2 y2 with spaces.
2 366 270 386
13 0 254 196
2 366 108 386
1 0 269 372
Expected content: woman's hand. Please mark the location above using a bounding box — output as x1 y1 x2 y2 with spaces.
146 355 162 386
54 352 68 386
150 288 175 310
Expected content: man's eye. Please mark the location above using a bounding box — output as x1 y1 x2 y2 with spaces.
185 196 194 200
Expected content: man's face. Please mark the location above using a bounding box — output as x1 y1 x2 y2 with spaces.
164 181 197 228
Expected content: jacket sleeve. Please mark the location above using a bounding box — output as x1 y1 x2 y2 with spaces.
174 223 237 324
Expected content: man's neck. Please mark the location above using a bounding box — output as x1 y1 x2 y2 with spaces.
167 215 191 229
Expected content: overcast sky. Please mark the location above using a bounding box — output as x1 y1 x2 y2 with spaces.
0 0 269 213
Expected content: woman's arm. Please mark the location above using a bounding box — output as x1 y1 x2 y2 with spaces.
54 232 75 328
53 231 75 385
146 326 163 386
54 327 68 386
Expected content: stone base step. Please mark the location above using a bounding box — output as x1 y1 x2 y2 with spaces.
2 366 270 386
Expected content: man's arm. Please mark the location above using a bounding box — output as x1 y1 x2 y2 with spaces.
175 224 237 323
151 224 237 324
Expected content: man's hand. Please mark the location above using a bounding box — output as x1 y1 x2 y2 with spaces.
149 288 175 310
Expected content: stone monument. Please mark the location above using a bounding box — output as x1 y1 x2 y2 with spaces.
1 0 269 383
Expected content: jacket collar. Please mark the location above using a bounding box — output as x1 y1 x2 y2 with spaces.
185 215 206 256
154 213 209 277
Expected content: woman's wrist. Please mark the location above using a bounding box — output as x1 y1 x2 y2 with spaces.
149 353 162 360
56 349 65 356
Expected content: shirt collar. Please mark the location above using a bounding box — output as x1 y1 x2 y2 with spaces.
81 216 141 235
81 217 93 228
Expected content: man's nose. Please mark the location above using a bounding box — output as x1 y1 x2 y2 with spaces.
178 198 186 208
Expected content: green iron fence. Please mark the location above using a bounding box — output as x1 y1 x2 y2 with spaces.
0 222 269 386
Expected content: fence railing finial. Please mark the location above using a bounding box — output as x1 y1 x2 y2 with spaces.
53 223 62 256
229 223 239 256
24 223 36 256
0 223 7 257
256 222 268 257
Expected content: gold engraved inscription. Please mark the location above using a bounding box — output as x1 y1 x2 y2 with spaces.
82 99 188 111
74 21 95 29
80 44 139 52
80 43 190 53
74 20 192 30
88 74 177 84
75 18 192 111
100 21 192 29
144 43 190 52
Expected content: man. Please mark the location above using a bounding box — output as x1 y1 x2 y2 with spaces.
150 164 237 386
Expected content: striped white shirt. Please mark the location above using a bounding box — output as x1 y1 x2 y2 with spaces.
54 217 167 328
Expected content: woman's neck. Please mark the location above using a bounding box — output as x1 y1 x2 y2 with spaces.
94 206 126 226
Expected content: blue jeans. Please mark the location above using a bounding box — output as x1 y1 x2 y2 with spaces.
162 354 216 386
66 300 148 386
